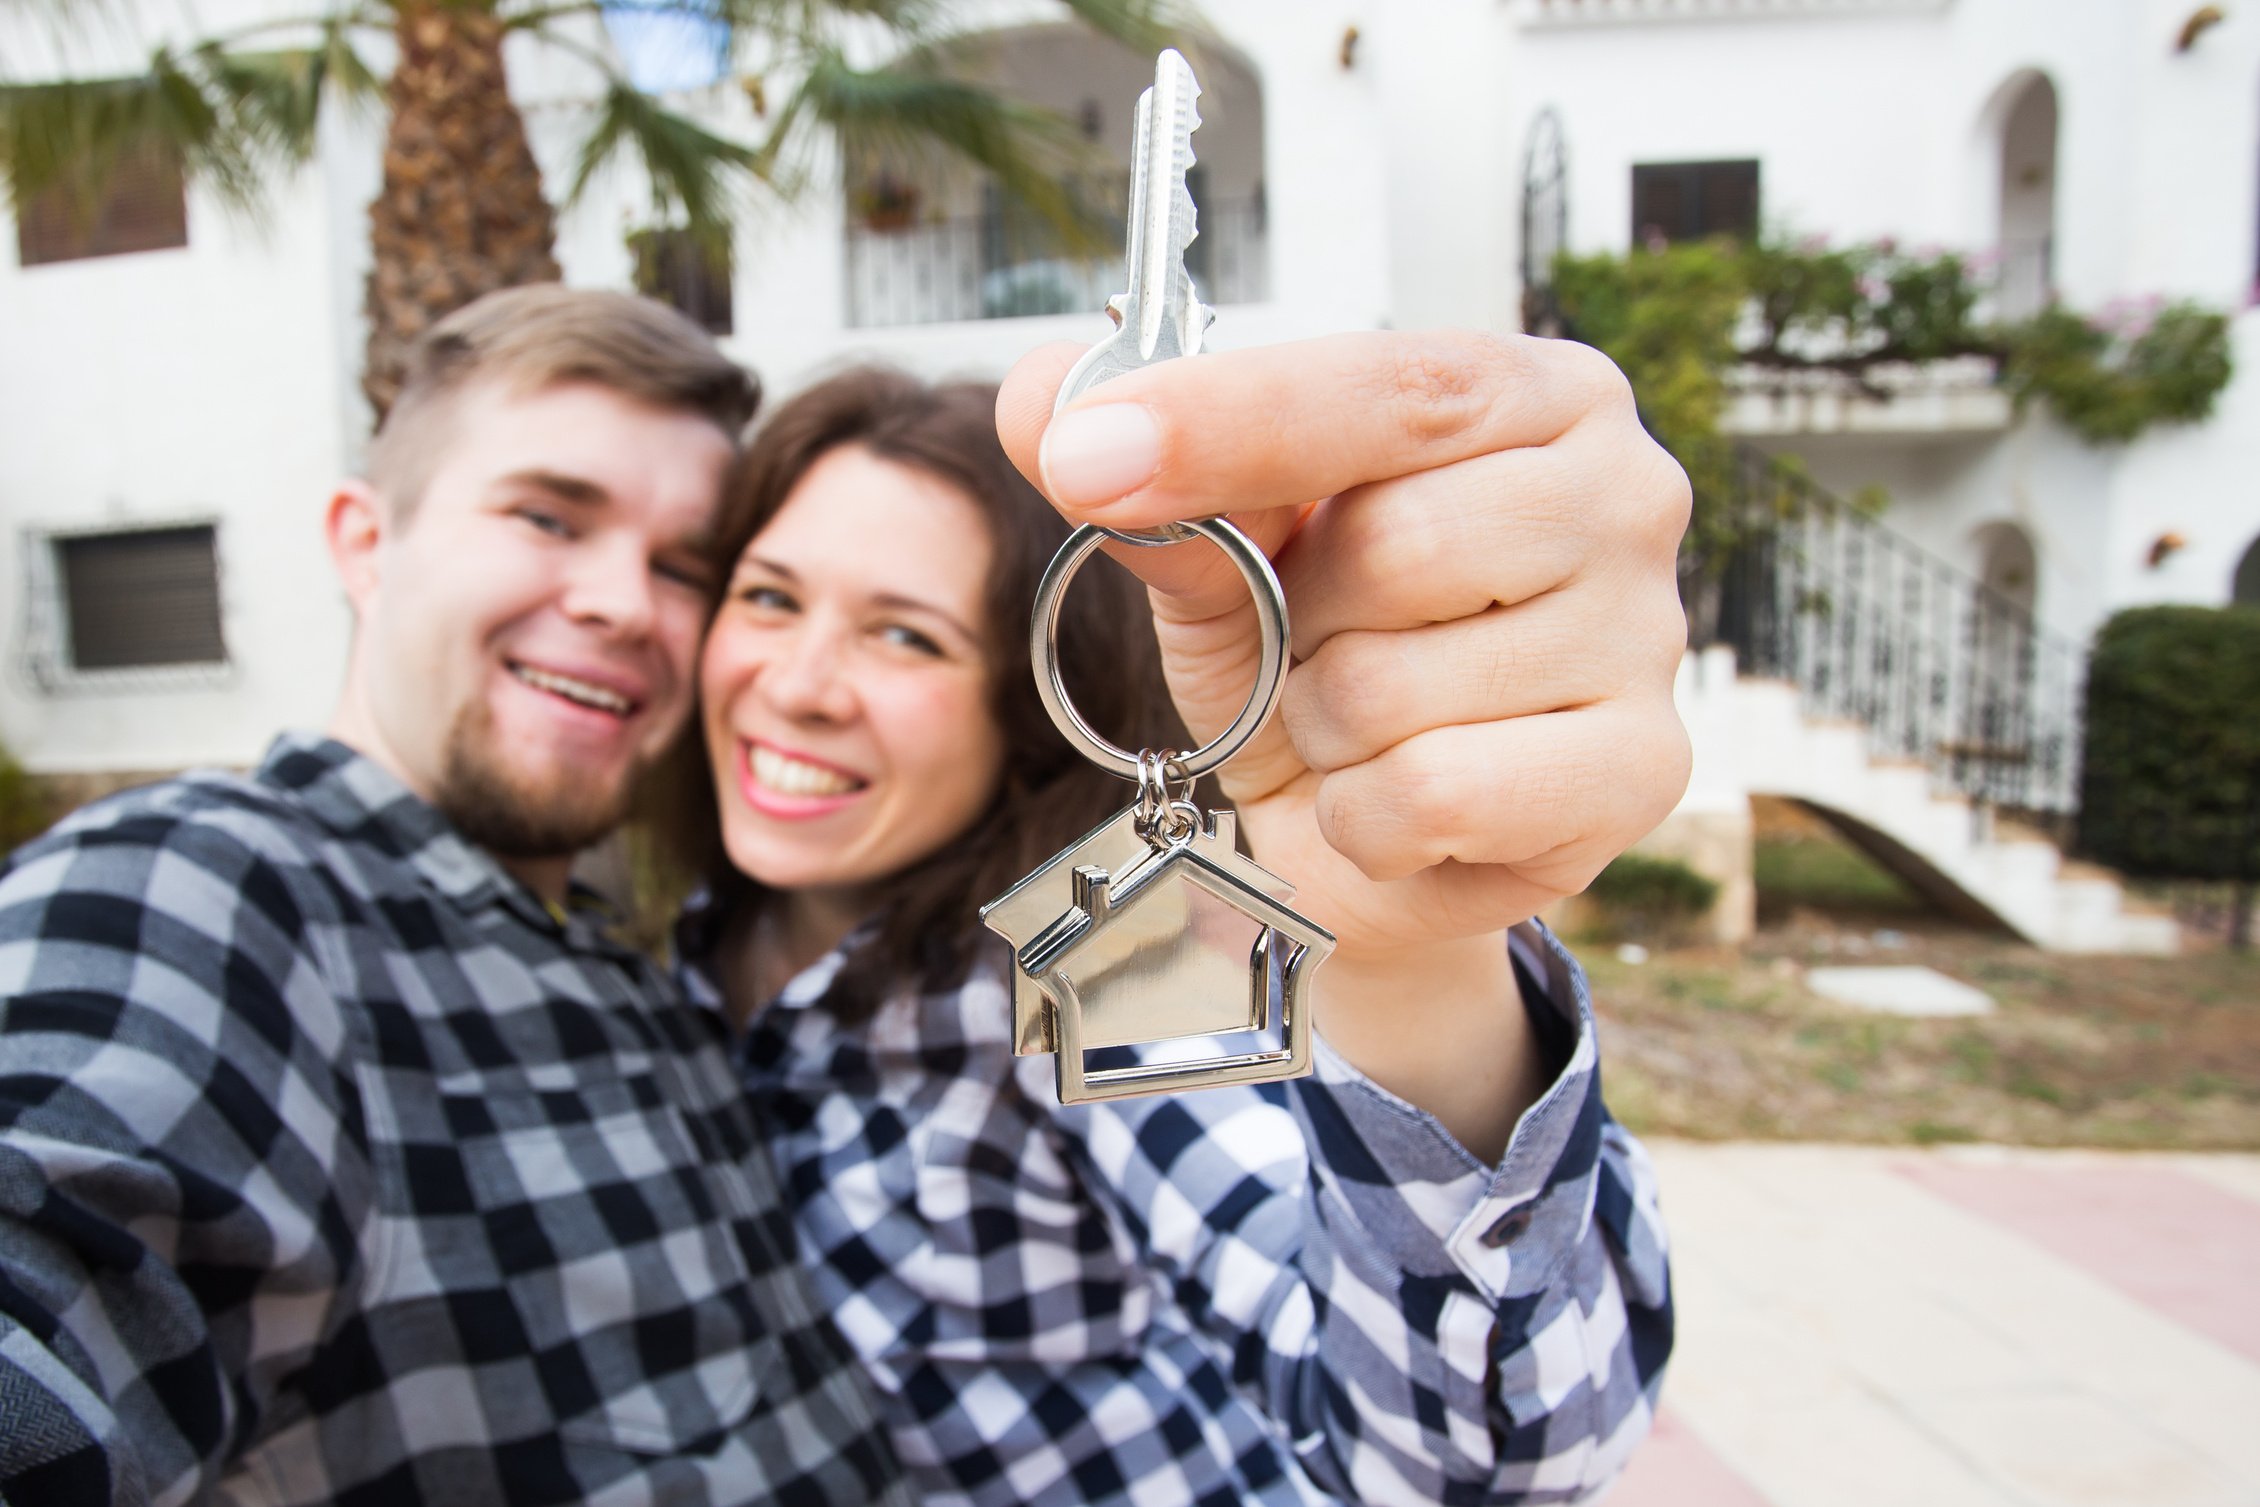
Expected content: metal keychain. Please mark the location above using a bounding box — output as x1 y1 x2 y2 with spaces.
979 51 1334 1104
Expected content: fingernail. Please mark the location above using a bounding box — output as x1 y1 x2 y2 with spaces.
1040 404 1161 511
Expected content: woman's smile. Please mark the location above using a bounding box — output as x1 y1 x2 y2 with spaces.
740 739 870 819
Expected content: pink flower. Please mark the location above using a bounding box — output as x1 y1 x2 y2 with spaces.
1797 232 1832 253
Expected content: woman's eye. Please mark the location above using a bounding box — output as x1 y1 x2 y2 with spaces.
736 584 797 612
878 623 945 657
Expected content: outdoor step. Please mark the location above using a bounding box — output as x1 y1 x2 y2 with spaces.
1969 839 2062 889
1683 649 2180 954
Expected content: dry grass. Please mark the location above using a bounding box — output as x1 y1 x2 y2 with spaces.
1586 920 2260 1151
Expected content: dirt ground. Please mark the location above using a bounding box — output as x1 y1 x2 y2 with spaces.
1584 915 2260 1150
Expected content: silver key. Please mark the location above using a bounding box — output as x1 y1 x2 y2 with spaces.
1054 48 1215 416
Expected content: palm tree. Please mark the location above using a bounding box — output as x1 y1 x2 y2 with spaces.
0 0 1180 417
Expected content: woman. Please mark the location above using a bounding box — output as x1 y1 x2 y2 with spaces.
665 367 1670 1505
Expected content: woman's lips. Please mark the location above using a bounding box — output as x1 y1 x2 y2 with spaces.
738 740 869 820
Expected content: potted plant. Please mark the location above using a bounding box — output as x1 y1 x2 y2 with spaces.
856 172 921 232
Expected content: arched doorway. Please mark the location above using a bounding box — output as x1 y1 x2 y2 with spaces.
1968 521 2040 781
2235 535 2260 605
1973 520 2038 616
1520 109 1568 336
1987 71 2058 317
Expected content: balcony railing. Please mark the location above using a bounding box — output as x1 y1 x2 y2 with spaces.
844 196 1269 329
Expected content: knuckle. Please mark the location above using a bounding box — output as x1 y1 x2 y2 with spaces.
1313 771 1406 877
1372 736 1468 860
1554 338 1637 415
1457 609 1532 709
1286 629 1424 772
1385 331 1515 448
1640 442 1695 549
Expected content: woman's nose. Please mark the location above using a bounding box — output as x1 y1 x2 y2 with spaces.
760 623 856 722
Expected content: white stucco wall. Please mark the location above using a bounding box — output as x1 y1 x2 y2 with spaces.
1513 0 2260 648
3 0 2252 777
0 141 357 773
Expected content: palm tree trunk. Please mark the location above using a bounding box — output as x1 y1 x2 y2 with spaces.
363 3 561 422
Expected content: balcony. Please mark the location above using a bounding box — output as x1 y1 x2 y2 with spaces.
844 195 1270 329
1723 356 2012 439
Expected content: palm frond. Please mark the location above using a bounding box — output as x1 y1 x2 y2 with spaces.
566 75 766 243
0 19 381 221
778 46 1111 254
1045 0 1189 55
0 63 241 215
196 21 384 162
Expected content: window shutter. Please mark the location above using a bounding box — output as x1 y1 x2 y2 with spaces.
1630 160 1760 246
58 526 226 670
17 141 190 267
631 229 733 335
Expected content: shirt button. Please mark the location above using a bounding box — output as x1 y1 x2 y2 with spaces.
1480 1207 1534 1248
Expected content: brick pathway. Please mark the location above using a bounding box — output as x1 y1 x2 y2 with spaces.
1606 1143 2260 1507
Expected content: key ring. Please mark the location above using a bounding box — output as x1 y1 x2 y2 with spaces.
1031 517 1287 783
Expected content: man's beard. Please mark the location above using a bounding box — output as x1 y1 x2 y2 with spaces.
433 698 643 859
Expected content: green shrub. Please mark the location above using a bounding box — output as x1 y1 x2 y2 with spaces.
0 742 52 852
2078 606 2260 880
1585 852 1721 940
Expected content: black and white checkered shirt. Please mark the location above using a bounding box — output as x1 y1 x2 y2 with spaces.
0 735 904 1507
686 913 1673 1505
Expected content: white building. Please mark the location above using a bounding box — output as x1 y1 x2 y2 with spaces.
2 0 2253 942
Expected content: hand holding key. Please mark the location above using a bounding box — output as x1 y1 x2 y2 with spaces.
998 54 1692 1154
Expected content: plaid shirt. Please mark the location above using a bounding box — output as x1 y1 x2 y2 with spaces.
0 736 904 1507
685 914 1673 1506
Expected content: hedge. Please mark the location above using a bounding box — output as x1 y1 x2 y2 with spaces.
2077 605 2260 880
1584 852 1721 941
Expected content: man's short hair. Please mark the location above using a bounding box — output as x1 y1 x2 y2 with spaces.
366 285 762 519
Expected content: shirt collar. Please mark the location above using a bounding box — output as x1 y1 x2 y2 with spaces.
256 732 609 942
673 889 872 1019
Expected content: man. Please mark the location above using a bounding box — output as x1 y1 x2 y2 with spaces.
0 289 907 1504
0 290 1691 1504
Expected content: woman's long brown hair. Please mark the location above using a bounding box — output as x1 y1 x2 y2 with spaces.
651 365 1190 1019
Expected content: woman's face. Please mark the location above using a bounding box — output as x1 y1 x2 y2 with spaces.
701 444 1007 904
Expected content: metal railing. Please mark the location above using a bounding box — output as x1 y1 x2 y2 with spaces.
1693 444 2086 815
844 195 1269 329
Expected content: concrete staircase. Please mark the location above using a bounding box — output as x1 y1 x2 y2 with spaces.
1675 645 2178 954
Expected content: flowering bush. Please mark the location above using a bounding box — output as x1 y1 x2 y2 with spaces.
1550 233 2235 571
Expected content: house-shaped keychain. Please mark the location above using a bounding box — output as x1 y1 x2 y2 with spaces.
982 804 1335 1104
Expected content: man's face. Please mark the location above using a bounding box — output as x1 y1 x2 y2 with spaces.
346 379 732 858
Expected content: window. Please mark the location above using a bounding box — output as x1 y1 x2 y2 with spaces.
24 524 227 684
1630 159 1760 246
630 228 732 335
15 140 189 267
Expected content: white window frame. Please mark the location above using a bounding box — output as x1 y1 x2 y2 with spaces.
18 516 236 694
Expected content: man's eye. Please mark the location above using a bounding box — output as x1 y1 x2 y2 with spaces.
514 506 573 539
656 558 717 593
878 623 944 657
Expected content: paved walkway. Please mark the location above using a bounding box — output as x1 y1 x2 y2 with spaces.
1607 1142 2260 1507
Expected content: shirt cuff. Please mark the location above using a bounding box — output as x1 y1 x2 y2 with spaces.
1288 921 1609 1304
